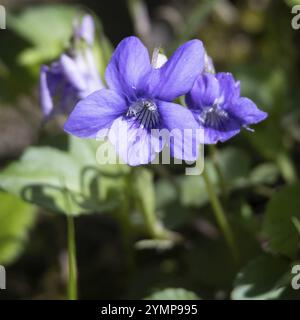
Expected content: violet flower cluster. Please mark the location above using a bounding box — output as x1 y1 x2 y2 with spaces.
39 15 103 119
186 72 267 144
40 15 267 165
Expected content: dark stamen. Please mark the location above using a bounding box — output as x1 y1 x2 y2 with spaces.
127 99 159 129
199 103 229 129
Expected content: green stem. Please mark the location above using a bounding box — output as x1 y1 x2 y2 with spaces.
67 215 78 300
139 192 179 242
141 205 165 239
209 145 228 199
114 197 135 273
202 169 238 261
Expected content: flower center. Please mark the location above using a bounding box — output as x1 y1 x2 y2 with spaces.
127 99 159 129
198 103 228 129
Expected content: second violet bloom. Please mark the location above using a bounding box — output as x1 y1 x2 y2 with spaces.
40 15 103 119
186 72 267 144
64 36 205 165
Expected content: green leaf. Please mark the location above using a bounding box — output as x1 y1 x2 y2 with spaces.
0 137 126 215
249 163 279 185
155 178 187 229
231 254 290 300
263 183 300 258
285 0 300 6
135 239 175 251
156 179 177 210
247 122 284 160
185 215 261 290
8 5 77 64
145 288 200 300
0 192 36 265
7 5 113 77
217 147 251 189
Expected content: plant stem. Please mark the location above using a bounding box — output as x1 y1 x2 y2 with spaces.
209 145 228 199
114 197 135 273
67 215 78 300
202 169 238 261
141 204 165 239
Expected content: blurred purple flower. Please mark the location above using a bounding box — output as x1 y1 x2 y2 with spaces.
39 62 78 118
185 72 268 144
73 14 95 45
39 14 103 119
64 36 205 165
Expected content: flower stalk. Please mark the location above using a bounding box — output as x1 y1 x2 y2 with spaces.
67 215 78 300
202 169 238 261
209 145 228 199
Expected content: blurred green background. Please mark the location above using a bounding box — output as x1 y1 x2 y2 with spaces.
0 0 300 300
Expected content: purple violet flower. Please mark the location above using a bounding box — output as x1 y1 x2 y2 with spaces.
39 14 103 119
185 72 268 144
64 36 205 165
73 14 95 46
39 62 79 118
